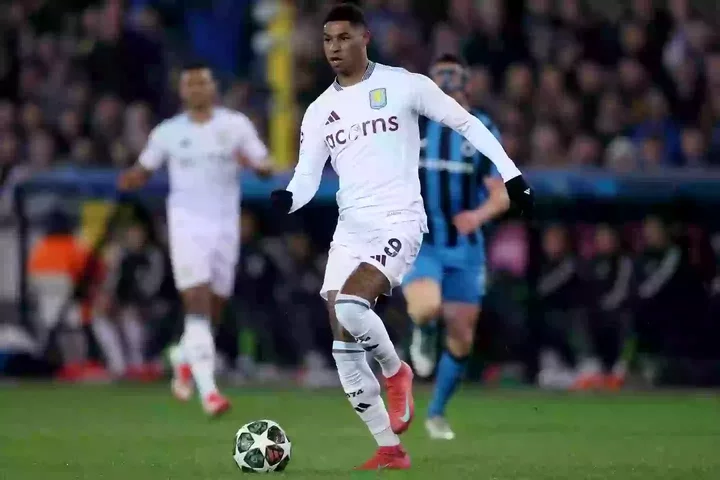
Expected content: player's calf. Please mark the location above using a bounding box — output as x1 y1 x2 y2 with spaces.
427 303 478 433
179 284 225 409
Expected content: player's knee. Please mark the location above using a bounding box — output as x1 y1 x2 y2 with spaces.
407 298 441 326
333 295 371 338
446 332 473 357
404 280 441 324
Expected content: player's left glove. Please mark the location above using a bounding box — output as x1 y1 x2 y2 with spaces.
504 175 534 218
270 189 293 215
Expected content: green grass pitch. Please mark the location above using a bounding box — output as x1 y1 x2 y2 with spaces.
1 384 719 479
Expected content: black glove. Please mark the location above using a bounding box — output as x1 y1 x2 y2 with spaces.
504 175 534 218
270 189 293 215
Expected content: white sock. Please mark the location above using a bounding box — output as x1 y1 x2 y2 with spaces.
92 316 126 375
334 294 402 378
181 314 218 399
332 341 400 447
120 310 145 367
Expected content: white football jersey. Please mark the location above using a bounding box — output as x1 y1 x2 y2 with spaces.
286 62 520 233
139 107 268 219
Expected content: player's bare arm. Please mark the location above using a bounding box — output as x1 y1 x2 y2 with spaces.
236 153 274 178
453 177 509 235
234 113 275 179
117 165 152 191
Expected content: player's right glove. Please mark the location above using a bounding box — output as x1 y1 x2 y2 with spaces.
270 189 293 215
504 175 534 218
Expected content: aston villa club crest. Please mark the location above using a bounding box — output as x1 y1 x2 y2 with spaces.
369 88 387 110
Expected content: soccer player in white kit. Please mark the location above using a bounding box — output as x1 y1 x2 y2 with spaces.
270 4 534 470
118 63 272 416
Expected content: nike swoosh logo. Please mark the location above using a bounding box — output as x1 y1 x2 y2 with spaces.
399 395 411 423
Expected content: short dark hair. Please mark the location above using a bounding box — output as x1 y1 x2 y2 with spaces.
182 61 212 72
433 53 467 68
324 3 366 27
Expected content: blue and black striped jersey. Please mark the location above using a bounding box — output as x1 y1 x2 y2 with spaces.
418 110 501 247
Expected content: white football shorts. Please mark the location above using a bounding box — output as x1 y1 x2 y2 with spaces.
167 209 239 297
320 219 423 300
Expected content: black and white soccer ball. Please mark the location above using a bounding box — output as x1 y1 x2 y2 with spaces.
233 420 291 473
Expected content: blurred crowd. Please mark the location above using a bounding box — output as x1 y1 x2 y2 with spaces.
2 0 720 195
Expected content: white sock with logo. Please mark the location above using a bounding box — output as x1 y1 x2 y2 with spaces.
181 314 218 399
334 294 402 378
332 341 399 447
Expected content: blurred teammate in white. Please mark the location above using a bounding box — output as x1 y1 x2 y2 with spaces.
270 4 534 470
118 62 272 416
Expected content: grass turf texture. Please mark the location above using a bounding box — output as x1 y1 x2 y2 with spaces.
1 384 718 479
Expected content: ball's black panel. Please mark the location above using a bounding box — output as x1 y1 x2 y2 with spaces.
240 466 256 473
245 448 266 470
246 421 268 436
266 425 286 444
237 432 255 453
275 455 290 472
265 445 285 466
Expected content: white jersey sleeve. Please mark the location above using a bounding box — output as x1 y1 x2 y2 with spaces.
138 125 168 171
285 104 330 213
232 113 269 168
410 73 521 182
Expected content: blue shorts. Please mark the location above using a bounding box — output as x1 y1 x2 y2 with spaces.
404 243 486 304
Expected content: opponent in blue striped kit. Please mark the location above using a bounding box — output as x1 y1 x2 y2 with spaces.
403 54 510 440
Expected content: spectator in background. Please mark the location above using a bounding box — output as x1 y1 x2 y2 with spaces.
93 218 171 381
529 122 564 166
26 129 55 172
633 89 681 165
90 94 123 157
604 137 639 172
231 210 285 379
617 57 650 124
275 225 336 387
534 65 565 123
567 134 601 166
639 134 666 170
122 101 152 157
634 215 702 363
573 60 605 129
533 224 582 389
68 137 95 166
595 90 628 146
0 100 16 134
20 101 45 138
55 109 84 157
680 126 708 166
580 224 633 390
27 209 106 382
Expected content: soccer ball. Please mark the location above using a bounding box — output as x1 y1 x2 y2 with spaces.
233 420 291 473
